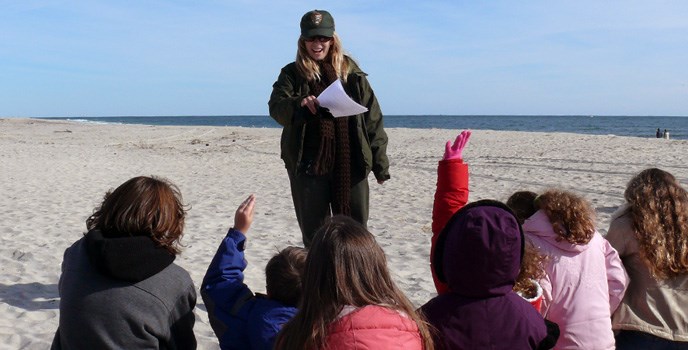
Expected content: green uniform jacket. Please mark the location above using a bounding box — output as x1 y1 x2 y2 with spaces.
268 57 390 182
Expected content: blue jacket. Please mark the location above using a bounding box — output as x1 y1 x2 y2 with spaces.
201 229 297 350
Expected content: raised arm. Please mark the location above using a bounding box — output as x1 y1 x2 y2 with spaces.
431 130 471 294
201 195 256 339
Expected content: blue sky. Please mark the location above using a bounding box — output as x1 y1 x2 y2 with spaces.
1 1 687 117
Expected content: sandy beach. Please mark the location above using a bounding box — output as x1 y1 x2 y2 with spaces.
1 118 686 349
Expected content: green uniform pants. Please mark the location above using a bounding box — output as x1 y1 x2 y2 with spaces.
287 170 369 247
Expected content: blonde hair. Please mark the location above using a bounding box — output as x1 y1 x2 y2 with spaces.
625 168 688 279
536 189 596 245
295 33 350 83
275 216 434 350
514 242 547 297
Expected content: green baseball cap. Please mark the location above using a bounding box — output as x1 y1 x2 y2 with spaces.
300 10 335 38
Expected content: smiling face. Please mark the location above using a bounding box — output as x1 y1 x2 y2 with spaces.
304 36 332 61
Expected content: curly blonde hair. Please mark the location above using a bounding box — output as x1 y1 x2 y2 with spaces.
536 189 596 245
295 33 350 83
625 168 688 279
513 242 547 297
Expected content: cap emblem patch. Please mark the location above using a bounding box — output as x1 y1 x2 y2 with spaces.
311 12 322 25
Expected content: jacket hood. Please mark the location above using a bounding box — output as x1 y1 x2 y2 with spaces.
523 210 589 253
432 200 524 298
84 229 175 282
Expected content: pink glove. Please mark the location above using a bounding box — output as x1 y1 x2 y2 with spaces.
443 130 471 160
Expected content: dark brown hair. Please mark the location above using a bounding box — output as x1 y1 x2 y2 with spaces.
276 215 434 350
507 191 538 224
86 176 186 255
266 246 307 307
625 168 688 279
536 189 596 245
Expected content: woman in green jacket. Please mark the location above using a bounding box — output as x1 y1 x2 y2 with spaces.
268 9 390 246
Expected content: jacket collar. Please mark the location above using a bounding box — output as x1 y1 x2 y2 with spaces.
84 229 175 282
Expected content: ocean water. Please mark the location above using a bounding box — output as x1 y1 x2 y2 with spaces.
45 115 688 140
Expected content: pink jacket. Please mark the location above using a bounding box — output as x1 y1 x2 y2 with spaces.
523 210 628 350
325 305 423 350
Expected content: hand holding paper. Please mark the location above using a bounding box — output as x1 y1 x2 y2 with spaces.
317 79 368 117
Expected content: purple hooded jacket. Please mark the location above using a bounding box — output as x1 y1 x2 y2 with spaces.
420 200 558 350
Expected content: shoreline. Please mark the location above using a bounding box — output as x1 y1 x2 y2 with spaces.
2 118 687 348
25 115 688 140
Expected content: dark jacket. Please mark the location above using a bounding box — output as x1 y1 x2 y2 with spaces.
420 201 558 350
268 56 390 182
201 229 297 350
51 230 197 349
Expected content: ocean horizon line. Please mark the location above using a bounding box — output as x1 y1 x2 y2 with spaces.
31 115 688 140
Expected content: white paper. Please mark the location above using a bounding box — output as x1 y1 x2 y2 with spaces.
316 79 368 117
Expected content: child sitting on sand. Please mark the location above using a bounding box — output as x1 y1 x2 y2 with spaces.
523 189 628 349
423 131 559 349
430 132 547 311
421 199 560 349
276 215 434 349
52 176 196 349
202 194 307 350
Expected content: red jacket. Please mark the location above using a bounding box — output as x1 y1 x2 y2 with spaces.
431 159 469 294
325 305 423 349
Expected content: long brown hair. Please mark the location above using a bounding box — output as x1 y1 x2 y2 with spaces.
296 33 350 83
536 189 596 245
86 176 186 255
625 168 688 279
276 215 434 350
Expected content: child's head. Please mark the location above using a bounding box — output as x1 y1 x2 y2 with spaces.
433 200 524 297
535 189 596 245
506 191 538 224
86 176 186 255
624 168 688 279
278 215 433 349
265 246 307 307
304 215 407 311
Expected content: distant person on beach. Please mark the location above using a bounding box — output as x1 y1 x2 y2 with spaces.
51 176 196 349
664 129 670 139
201 194 307 350
523 189 628 349
268 9 390 247
275 215 434 349
656 128 662 138
606 168 688 348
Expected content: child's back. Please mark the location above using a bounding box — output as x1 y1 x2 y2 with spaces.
421 200 557 350
202 195 307 350
523 189 628 349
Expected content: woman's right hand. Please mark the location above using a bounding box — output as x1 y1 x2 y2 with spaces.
234 194 256 234
300 95 319 115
